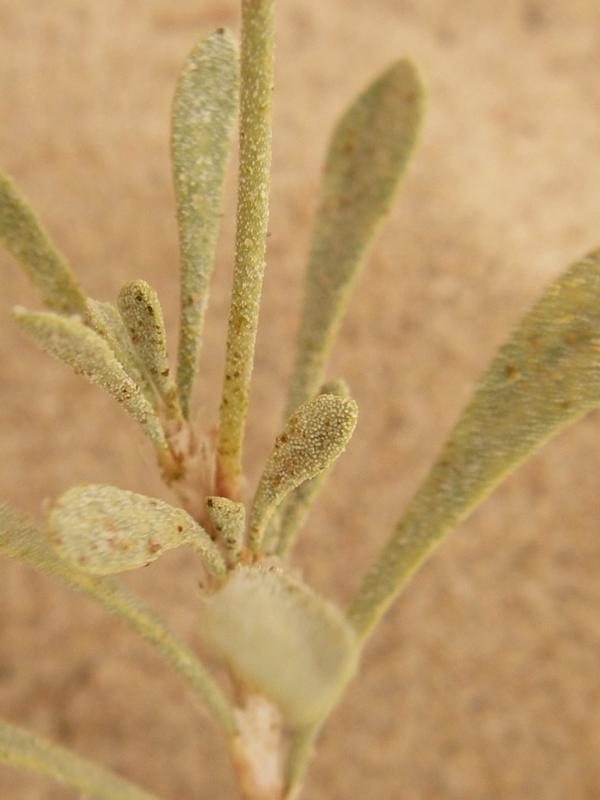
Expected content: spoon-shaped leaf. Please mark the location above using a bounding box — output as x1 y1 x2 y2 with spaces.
286 59 424 414
118 280 180 418
12 307 167 452
349 249 600 636
0 503 235 733
249 394 358 552
201 565 358 725
47 484 225 576
263 378 351 556
205 496 245 566
0 168 87 315
172 29 239 418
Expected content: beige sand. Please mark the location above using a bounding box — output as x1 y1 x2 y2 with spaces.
1 1 600 797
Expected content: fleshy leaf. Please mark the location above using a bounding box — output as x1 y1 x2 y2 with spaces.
86 298 157 408
216 2 275 500
47 484 225 576
205 496 245 566
12 307 167 451
0 168 87 315
263 378 351 555
172 28 239 418
248 393 358 552
0 718 158 800
0 503 235 733
286 59 424 413
117 280 180 417
201 565 358 725
349 249 600 636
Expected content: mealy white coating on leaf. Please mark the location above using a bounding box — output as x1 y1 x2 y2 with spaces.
286 59 424 415
46 484 225 576
205 496 245 566
201 565 358 725
12 307 167 450
249 394 358 551
0 502 235 733
117 280 179 416
172 29 239 418
86 298 157 407
349 249 600 636
216 0 275 498
0 168 87 315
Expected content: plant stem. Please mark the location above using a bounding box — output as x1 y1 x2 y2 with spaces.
0 718 160 800
216 0 275 499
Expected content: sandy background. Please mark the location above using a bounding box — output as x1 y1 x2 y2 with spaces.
1 1 600 798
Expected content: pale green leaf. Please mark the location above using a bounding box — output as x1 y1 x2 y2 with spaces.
287 60 424 414
86 298 157 408
349 249 600 636
248 394 358 552
216 2 275 499
172 29 239 418
201 565 358 725
0 168 87 315
205 496 245 566
263 378 351 556
0 718 158 800
117 280 180 418
47 484 225 576
0 503 235 733
12 307 167 452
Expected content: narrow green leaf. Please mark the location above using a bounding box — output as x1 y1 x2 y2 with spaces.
0 503 236 734
0 168 87 315
248 394 358 552
216 0 275 499
205 496 245 566
0 718 159 800
118 281 180 418
349 249 600 637
47 484 225 576
201 565 358 725
86 298 157 408
172 29 239 418
13 307 167 452
286 60 424 414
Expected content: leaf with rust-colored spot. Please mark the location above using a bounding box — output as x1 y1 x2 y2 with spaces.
287 59 424 413
12 307 167 451
172 29 239 418
350 249 600 636
249 393 358 552
47 484 225 576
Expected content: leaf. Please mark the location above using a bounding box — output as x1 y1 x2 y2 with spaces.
349 249 600 636
47 484 225 576
0 168 87 315
263 378 351 556
201 565 358 725
0 718 159 800
0 503 235 733
216 3 275 500
172 28 239 418
286 59 424 414
117 280 180 417
248 394 358 552
12 307 167 451
205 496 245 566
86 298 157 408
